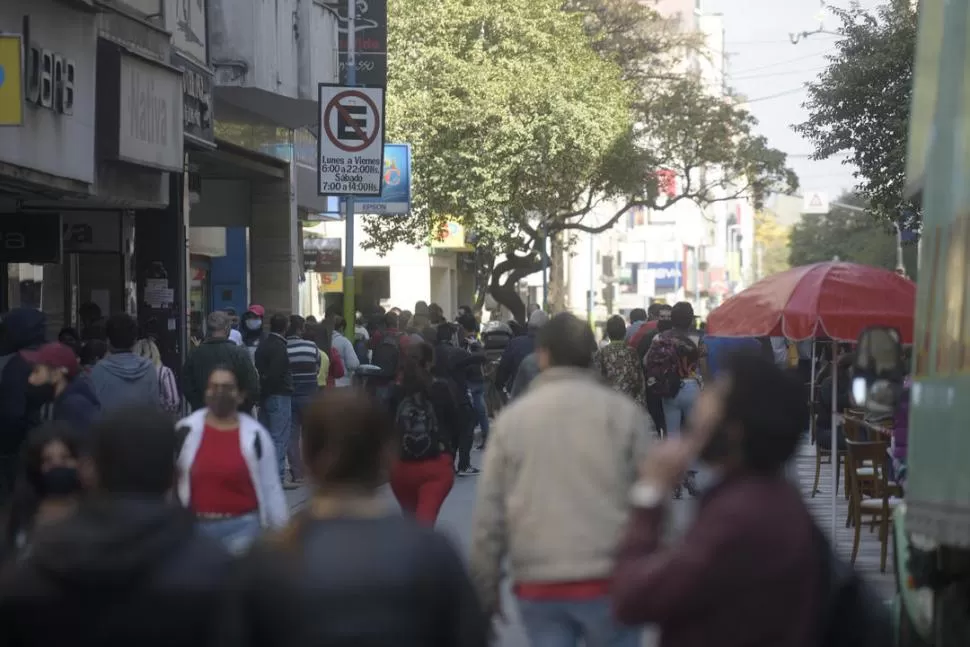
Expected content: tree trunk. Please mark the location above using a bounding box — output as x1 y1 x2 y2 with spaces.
547 230 567 313
487 253 541 323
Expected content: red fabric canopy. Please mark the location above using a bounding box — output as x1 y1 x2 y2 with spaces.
706 262 916 343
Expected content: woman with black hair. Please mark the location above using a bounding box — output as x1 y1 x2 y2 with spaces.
224 389 487 647
388 342 459 525
2 422 83 557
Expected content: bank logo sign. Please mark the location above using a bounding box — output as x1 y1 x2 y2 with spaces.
0 35 24 126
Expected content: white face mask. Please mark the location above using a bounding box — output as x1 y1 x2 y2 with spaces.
245 319 263 331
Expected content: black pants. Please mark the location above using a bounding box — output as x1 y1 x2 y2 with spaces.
646 394 666 437
455 406 475 471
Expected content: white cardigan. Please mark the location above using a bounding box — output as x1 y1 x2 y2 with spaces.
176 409 289 530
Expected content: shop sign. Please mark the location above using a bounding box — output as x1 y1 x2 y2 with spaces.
165 0 208 66
324 0 387 87
25 42 76 116
318 272 343 293
303 236 342 273
61 212 121 253
117 53 184 171
172 54 213 145
647 261 682 291
354 144 412 215
0 214 62 264
0 35 24 126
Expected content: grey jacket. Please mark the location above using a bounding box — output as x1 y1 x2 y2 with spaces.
470 367 655 616
89 352 159 413
509 352 540 399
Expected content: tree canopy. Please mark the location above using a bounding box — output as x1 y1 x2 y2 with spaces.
795 0 919 230
369 0 797 319
788 193 899 270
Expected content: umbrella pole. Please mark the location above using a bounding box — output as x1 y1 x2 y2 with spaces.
831 341 839 540
810 342 817 439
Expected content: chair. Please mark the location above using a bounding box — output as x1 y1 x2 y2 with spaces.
845 439 902 572
812 422 845 498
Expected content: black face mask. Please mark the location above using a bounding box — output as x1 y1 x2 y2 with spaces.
38 466 82 497
27 383 56 404
207 393 237 418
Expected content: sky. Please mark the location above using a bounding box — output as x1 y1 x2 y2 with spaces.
704 0 885 201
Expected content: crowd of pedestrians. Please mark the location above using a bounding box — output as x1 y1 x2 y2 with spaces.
0 299 890 646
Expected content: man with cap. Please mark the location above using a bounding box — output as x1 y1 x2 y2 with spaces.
494 309 549 393
22 343 100 433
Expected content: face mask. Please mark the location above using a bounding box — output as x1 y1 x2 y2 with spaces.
27 383 56 404
245 319 263 331
207 393 237 417
39 466 82 497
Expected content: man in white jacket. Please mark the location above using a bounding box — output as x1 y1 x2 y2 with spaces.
470 312 654 647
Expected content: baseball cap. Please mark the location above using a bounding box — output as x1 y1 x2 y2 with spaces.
247 304 265 317
21 342 80 378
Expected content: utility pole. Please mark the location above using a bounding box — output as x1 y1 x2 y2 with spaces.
342 0 357 338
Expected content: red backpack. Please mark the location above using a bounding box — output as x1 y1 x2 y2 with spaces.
643 333 684 398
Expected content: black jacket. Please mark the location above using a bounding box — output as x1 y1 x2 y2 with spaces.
254 333 293 398
0 308 48 455
52 376 100 433
494 333 535 391
223 515 488 647
0 497 233 647
182 338 260 410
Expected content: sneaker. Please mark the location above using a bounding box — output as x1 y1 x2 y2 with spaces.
457 467 481 477
684 472 699 498
283 477 304 490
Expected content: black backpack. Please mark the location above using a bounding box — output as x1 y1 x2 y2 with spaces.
395 393 441 461
372 332 404 377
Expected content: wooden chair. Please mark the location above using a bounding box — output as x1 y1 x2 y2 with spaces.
812 422 845 498
845 439 902 572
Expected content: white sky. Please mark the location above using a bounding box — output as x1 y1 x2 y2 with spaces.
703 0 885 199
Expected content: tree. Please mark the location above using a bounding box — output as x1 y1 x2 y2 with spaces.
754 212 791 278
788 193 899 269
795 0 919 230
368 0 797 320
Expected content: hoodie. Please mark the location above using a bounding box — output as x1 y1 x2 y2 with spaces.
89 352 159 413
0 308 47 454
52 376 101 433
0 498 232 646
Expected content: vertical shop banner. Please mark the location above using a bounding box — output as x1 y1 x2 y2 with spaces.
355 143 411 214
303 236 343 273
325 0 387 87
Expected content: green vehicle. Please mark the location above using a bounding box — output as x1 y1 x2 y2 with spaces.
855 1 970 644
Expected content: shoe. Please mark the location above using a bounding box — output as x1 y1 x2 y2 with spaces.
673 484 683 500
475 442 487 451
283 477 304 490
457 467 481 477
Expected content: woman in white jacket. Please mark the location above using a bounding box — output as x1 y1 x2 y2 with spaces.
175 365 288 554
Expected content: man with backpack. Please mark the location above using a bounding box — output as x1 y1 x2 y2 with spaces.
433 324 481 476
643 302 706 498
369 311 411 397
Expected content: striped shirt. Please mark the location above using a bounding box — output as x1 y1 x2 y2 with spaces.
286 336 321 396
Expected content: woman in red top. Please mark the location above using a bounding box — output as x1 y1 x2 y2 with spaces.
176 366 287 554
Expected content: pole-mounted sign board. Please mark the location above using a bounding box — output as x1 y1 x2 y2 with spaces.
317 83 385 196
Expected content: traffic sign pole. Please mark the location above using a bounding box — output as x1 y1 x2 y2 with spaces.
343 0 357 339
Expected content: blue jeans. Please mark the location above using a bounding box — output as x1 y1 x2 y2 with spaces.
259 394 292 479
198 513 260 556
468 382 489 440
289 394 314 480
661 378 701 439
517 597 641 647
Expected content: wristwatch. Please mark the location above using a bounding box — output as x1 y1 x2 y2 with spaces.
629 481 665 509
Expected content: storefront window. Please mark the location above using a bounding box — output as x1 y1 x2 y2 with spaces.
4 264 66 338
189 262 209 344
